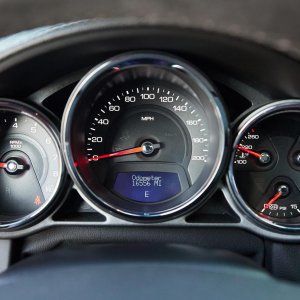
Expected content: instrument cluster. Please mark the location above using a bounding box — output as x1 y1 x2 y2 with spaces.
1 51 300 240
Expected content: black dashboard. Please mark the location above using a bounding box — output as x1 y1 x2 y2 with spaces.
2 21 300 284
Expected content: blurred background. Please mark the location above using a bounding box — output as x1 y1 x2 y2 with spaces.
0 0 299 42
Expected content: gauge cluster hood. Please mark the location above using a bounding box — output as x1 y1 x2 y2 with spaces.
1 0 300 61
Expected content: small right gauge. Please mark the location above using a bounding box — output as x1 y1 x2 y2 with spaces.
228 100 300 230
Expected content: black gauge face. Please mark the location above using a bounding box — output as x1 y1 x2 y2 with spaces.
62 53 228 221
230 101 300 228
86 82 209 203
0 100 63 228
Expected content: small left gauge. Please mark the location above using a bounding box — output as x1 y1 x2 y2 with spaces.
0 99 64 230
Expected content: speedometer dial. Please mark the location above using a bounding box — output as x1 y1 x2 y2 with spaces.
62 52 228 221
86 83 209 192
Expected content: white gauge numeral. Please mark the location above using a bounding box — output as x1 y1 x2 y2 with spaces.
192 155 206 161
186 120 198 125
160 96 174 102
240 144 252 149
141 94 155 100
98 119 109 125
109 106 120 111
91 137 103 143
173 105 187 112
125 96 136 102
192 138 207 143
247 134 259 139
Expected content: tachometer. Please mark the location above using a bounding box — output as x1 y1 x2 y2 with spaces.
0 99 64 229
62 52 228 221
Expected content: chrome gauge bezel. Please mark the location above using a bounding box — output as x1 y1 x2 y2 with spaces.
228 99 300 232
61 52 229 222
0 98 65 230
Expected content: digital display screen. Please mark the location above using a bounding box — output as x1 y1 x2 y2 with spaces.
113 172 182 203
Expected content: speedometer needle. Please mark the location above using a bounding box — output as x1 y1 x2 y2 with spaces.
88 142 161 161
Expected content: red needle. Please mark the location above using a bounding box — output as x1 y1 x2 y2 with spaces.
261 191 282 212
236 144 262 158
88 146 145 161
0 162 7 168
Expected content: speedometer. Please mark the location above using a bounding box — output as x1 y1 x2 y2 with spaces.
62 52 228 221
86 84 209 192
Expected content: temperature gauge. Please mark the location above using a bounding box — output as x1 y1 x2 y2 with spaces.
229 100 300 229
233 128 276 171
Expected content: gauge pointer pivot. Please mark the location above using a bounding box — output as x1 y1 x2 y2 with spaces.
237 144 271 164
0 159 27 174
261 184 290 213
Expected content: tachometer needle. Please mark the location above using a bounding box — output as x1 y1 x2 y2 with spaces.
236 145 262 158
0 162 7 168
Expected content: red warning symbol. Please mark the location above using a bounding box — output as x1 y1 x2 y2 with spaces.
34 195 42 206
